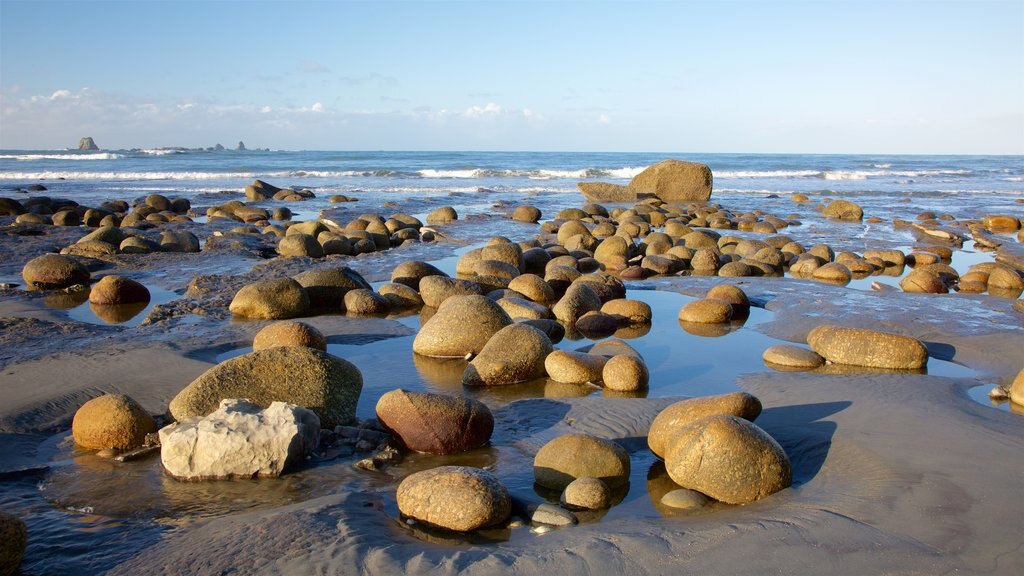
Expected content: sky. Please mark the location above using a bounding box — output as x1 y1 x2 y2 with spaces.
1 0 1022 153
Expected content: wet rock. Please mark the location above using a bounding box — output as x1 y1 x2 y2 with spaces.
762 345 825 369
661 488 711 510
72 393 157 451
594 235 631 266
391 260 447 290
519 318 565 344
343 289 390 315
379 282 423 309
0 511 27 575
252 320 326 351
822 199 863 220
169 346 362 427
413 295 513 358
463 323 553 386
983 215 1020 232
678 298 733 324
628 160 713 202
534 433 630 491
120 236 161 254
511 205 542 223
376 389 493 454
88 275 151 305
664 414 791 504
988 266 1024 291
229 278 310 319
601 298 653 324
160 399 319 480
602 354 649 392
544 350 607 384
245 179 281 201
278 233 324 258
560 476 612 510
529 503 578 526
21 253 90 289
0 197 25 216
807 325 928 370
812 262 852 284
497 296 551 320
419 276 483 308
577 182 636 203
900 269 949 294
552 282 602 325
397 466 511 532
647 392 763 459
293 267 371 309
159 230 200 253
704 284 750 312
575 311 620 338
426 206 458 225
507 274 555 303
863 249 906 267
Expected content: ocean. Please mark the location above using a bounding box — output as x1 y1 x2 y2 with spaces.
1 151 1021 225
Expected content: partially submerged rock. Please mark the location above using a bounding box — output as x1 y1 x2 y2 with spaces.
807 325 928 370
0 511 27 576
534 433 630 491
72 393 157 451
252 320 327 351
159 399 320 480
397 466 511 532
462 323 553 386
229 278 310 319
88 275 151 305
560 476 612 510
647 392 763 459
413 295 512 358
22 253 90 289
168 346 362 428
376 389 493 454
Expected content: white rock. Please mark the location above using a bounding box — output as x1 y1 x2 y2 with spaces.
159 399 320 480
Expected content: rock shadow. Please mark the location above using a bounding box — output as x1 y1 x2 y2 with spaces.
754 401 849 485
922 340 956 362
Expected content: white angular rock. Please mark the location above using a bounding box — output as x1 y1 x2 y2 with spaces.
159 399 320 480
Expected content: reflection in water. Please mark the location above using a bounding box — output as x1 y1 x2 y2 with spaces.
645 461 720 518
677 320 735 338
43 288 90 310
89 302 149 324
412 354 466 391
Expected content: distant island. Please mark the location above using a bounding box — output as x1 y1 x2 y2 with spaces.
75 137 268 152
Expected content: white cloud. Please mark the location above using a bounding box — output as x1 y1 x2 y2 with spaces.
311 102 323 113
598 113 611 125
463 102 503 118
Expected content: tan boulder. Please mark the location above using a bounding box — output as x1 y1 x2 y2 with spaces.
88 275 151 305
413 295 513 358
678 298 733 323
292 267 371 309
544 350 607 384
462 323 553 386
229 278 310 319
560 477 612 510
397 466 511 531
647 392 763 458
807 325 928 369
552 282 602 325
762 345 825 369
534 433 630 491
253 320 326 351
628 160 713 202
72 393 157 450
419 276 483 308
602 354 649 392
21 253 90 289
577 182 636 203
1008 368 1024 406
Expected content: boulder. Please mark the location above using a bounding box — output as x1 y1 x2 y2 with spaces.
647 392 763 459
419 276 483 308
534 433 630 491
577 182 636 203
0 512 27 576
378 282 423 309
88 275 151 305
601 298 652 324
229 278 310 319
168 346 362 427
159 399 320 480
293 267 371 309
678 298 733 323
278 233 324 258
496 296 551 320
391 261 447 290
426 206 458 225
762 345 825 369
552 282 602 325
664 414 792 505
560 476 612 510
661 489 711 510
72 393 157 450
511 205 542 223
252 320 326 351
376 389 493 454
343 289 390 315
507 274 556 303
413 295 513 358
397 466 511 531
462 323 553 386
1007 368 1024 406
602 354 649 392
245 179 281 201
807 325 928 370
628 160 713 203
705 284 750 312
822 199 864 221
21 253 90 289
544 350 607 384
159 230 200 253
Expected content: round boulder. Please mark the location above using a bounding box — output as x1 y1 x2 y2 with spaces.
560 477 612 511
376 389 493 454
343 289 390 315
534 433 630 491
678 298 733 324
822 199 864 220
22 253 90 289
278 233 324 258
419 276 483 308
397 466 511 532
601 298 652 324
168 346 362 428
544 350 607 384
664 415 792 504
88 275 151 305
628 160 713 203
511 205 542 223
252 320 327 351
72 393 157 450
426 206 458 225
1008 368 1024 406
552 282 602 325
293 267 371 309
462 323 553 386
413 295 513 358
648 392 763 459
391 260 447 290
602 354 649 392
807 325 928 370
229 278 310 319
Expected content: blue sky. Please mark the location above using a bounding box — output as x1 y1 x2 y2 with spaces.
1 0 1022 153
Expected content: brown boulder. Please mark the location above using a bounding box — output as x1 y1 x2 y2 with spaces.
252 320 326 351
628 160 713 203
22 253 90 289
807 325 928 369
376 389 493 454
72 393 157 450
88 275 151 305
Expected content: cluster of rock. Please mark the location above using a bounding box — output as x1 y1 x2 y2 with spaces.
3 193 193 231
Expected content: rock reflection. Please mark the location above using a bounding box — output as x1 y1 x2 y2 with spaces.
89 302 149 324
43 288 90 310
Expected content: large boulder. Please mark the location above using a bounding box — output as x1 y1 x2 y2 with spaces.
578 182 637 203
245 179 282 201
168 346 362 428
602 354 649 392
0 511 27 576
413 295 512 358
807 325 928 370
647 392 763 459
664 414 792 505
822 199 864 221
78 136 99 150
628 160 713 203
159 399 320 480
418 276 483 308
21 253 90 289
397 466 511 532
252 320 326 351
552 282 602 325
72 393 157 450
88 275 151 305
376 389 493 454
534 433 630 491
391 261 447 290
462 323 553 386
277 233 324 258
229 278 310 319
293 267 371 309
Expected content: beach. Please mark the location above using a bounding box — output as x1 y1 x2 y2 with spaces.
0 151 1022 575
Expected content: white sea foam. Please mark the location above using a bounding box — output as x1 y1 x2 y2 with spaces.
0 171 260 180
137 149 184 156
0 153 124 161
716 169 974 180
716 170 822 178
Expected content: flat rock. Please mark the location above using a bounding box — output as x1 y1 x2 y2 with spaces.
807 325 928 370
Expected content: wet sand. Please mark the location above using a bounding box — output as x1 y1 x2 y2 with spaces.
1 190 1022 575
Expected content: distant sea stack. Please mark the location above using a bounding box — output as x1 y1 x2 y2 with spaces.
78 137 99 150
237 141 247 151
578 159 713 204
